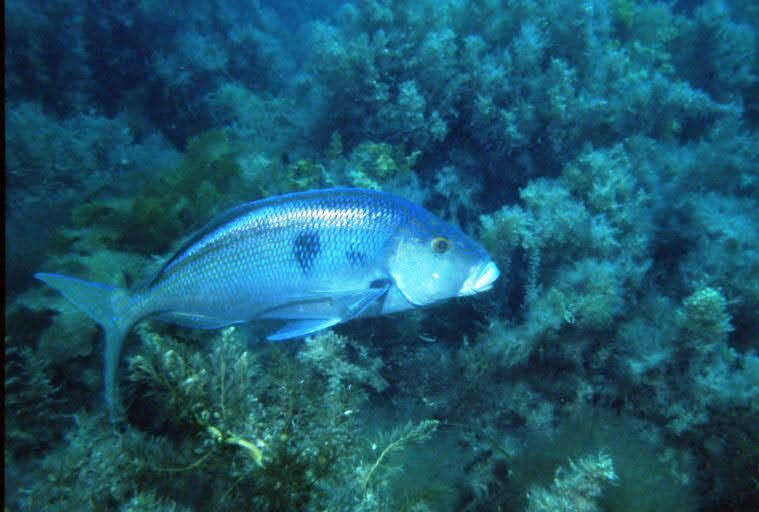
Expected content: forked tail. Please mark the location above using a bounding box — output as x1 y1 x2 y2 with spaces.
35 272 142 420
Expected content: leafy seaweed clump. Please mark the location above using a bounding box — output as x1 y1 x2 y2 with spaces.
526 451 617 512
346 141 419 190
4 345 64 456
68 129 250 254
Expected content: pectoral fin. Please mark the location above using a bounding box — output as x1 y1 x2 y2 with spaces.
267 317 342 341
265 280 391 341
342 279 391 317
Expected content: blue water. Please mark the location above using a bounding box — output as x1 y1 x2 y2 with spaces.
5 1 758 510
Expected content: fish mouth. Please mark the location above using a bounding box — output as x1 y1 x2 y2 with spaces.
458 261 500 297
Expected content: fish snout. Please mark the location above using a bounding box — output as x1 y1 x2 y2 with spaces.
458 261 500 296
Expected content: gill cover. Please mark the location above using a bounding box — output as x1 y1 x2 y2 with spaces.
388 234 468 306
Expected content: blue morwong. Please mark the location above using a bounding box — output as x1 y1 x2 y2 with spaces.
36 188 500 417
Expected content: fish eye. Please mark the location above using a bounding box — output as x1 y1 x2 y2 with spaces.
430 236 450 254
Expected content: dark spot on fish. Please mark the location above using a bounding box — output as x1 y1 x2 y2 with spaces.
293 230 320 273
122 271 133 288
369 278 391 289
346 247 367 267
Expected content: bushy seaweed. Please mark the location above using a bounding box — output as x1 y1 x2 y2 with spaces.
5 0 759 510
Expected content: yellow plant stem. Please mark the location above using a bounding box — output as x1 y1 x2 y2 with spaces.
207 425 265 467
362 438 399 490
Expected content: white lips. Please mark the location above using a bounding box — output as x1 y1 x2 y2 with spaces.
459 261 500 296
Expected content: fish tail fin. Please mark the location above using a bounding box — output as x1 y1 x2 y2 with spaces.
35 272 142 420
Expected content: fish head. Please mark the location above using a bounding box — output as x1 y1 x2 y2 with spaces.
388 213 500 307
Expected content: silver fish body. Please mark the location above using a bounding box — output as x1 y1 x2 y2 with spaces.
36 188 500 417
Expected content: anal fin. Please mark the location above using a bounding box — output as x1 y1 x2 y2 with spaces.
264 280 391 341
156 312 238 329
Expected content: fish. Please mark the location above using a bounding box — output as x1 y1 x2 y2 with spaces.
36 187 500 417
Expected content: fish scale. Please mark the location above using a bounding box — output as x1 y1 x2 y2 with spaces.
148 189 404 317
35 187 500 418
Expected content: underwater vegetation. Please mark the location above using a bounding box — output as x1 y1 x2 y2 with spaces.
4 0 759 510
